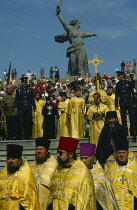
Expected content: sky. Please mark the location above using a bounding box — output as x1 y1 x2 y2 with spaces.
0 0 137 79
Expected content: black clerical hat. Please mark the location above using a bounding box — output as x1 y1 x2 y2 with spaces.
20 77 28 83
35 137 51 150
115 139 129 151
116 71 125 76
7 144 23 159
106 111 118 119
46 96 51 101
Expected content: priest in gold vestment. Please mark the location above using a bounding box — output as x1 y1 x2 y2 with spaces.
106 85 122 124
69 89 86 138
57 92 70 137
87 92 108 145
106 139 137 210
88 88 108 105
104 149 137 170
80 143 118 210
0 144 39 210
30 137 58 210
48 137 96 210
32 92 45 139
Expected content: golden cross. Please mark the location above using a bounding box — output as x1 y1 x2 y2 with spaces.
120 174 127 185
88 54 104 91
88 54 104 67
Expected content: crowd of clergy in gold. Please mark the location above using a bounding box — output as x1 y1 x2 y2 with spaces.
33 84 122 145
0 135 137 210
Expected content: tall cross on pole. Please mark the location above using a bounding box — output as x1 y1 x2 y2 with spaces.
88 54 104 91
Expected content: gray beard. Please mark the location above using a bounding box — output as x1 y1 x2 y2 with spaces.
109 123 115 132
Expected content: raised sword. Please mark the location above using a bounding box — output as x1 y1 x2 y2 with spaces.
58 0 63 7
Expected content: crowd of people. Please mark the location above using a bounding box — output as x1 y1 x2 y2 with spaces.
0 66 137 209
120 59 136 74
0 69 137 141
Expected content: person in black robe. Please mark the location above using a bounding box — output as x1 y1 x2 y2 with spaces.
42 97 59 139
96 111 127 167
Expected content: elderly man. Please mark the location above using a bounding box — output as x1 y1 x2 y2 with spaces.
0 144 39 210
48 137 96 209
106 139 137 210
80 143 118 210
2 85 17 140
30 137 58 210
96 111 126 166
104 144 137 171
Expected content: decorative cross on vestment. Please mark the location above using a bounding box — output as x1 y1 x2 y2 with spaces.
120 174 127 185
5 192 10 210
5 193 10 201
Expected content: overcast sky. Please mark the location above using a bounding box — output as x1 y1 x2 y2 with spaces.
0 0 137 79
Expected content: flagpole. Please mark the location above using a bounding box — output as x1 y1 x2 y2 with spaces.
6 58 12 86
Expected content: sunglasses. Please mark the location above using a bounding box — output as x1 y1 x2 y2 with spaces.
57 150 66 155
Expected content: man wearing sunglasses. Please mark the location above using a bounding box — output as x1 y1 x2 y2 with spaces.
48 136 96 209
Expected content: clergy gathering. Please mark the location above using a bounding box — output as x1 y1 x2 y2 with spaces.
0 1 137 210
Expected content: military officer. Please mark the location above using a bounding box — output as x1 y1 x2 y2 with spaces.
15 77 36 139
2 85 17 140
115 71 136 136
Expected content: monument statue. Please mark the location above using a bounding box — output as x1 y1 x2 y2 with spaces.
55 6 97 76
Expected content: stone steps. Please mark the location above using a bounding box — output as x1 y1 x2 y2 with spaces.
0 137 136 171
0 138 89 170
0 75 120 86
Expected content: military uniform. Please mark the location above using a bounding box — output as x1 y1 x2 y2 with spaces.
15 84 36 139
115 77 136 135
2 93 17 139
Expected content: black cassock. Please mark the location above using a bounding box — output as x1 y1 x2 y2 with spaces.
96 123 126 166
42 102 59 139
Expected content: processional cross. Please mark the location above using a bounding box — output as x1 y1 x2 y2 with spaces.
120 174 126 185
88 54 104 91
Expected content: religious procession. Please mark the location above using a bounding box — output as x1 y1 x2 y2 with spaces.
0 1 137 210
0 65 137 209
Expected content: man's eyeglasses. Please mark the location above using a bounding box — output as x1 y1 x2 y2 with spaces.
57 150 66 155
